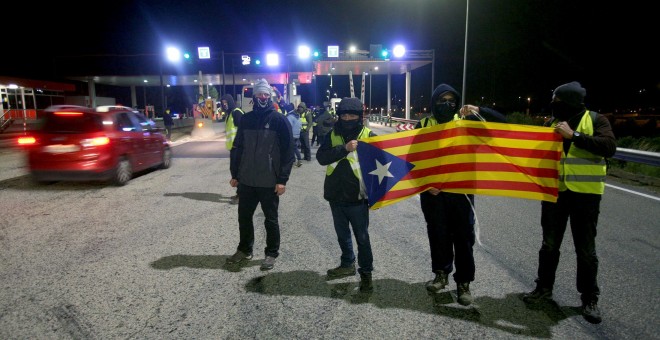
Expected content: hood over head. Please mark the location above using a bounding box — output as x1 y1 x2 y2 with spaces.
431 83 460 123
221 94 236 111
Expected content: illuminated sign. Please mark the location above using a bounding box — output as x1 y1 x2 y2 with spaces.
241 55 251 65
198 47 211 59
327 45 339 58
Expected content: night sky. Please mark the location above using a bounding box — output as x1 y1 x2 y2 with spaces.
2 0 657 114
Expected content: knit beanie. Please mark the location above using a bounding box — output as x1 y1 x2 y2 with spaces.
253 79 272 96
553 81 586 108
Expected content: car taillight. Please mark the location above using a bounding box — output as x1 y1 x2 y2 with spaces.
81 137 110 147
17 136 36 145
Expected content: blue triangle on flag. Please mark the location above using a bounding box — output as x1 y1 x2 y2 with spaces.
357 141 415 207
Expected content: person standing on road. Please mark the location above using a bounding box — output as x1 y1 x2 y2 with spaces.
311 107 321 147
417 83 506 306
317 97 377 293
298 102 313 161
162 108 174 141
522 81 616 324
316 107 336 147
285 103 303 168
222 94 244 205
227 78 295 271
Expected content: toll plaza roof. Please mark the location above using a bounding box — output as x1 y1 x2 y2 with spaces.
66 50 433 87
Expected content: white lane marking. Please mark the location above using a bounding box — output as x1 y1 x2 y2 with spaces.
606 183 660 202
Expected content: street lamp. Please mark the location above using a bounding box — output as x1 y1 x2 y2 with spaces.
462 0 470 106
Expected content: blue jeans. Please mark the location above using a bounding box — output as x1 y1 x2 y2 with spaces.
236 183 280 258
330 201 373 274
293 138 302 161
537 190 601 302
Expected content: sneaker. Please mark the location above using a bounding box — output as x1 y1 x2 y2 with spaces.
226 250 252 265
457 282 473 306
522 286 553 303
230 195 239 205
425 271 449 293
359 272 373 292
582 300 602 324
327 264 356 279
260 256 276 271
295 161 302 167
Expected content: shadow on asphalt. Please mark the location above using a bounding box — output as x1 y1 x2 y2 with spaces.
164 191 235 204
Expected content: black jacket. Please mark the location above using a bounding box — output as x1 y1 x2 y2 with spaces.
230 102 294 187
317 125 376 204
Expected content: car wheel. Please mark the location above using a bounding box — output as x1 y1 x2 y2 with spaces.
160 147 172 169
113 157 132 186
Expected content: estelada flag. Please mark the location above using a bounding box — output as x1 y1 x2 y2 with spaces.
357 120 563 210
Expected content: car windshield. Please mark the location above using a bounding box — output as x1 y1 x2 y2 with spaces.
42 112 104 133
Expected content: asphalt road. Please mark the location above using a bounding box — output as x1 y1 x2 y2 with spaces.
0 121 658 339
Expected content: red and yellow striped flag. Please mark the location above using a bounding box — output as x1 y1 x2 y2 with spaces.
356 120 563 209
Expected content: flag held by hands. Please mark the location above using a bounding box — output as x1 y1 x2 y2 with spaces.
357 120 563 210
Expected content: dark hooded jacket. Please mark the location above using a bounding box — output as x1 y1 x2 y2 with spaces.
416 84 506 128
222 94 242 124
230 98 294 187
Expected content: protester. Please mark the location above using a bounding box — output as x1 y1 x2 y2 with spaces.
416 83 506 306
311 107 321 147
162 108 174 141
522 81 616 324
286 103 303 167
298 102 313 161
227 78 294 271
316 97 377 292
315 106 336 147
222 94 244 205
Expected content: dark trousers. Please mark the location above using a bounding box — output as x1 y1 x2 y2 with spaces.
300 130 311 160
330 201 373 274
420 192 475 283
537 190 601 302
311 126 319 146
165 125 173 140
236 183 280 258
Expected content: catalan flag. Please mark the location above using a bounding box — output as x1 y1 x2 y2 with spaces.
357 120 563 210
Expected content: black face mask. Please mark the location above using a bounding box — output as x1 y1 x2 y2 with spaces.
433 102 456 123
339 119 360 131
551 101 581 121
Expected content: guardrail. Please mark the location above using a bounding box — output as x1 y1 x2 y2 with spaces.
366 115 660 167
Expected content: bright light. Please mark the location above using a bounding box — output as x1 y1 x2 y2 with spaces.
349 46 356 53
166 47 181 62
393 44 406 58
266 53 279 66
297 45 311 59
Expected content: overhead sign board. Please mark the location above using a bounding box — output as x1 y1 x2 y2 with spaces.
327 45 339 58
198 47 211 59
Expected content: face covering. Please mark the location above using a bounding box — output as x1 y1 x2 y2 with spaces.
256 96 270 109
340 119 360 131
433 102 456 123
551 101 580 121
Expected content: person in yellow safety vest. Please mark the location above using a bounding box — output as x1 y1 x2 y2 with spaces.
297 102 312 161
316 97 377 293
221 94 244 205
523 81 616 325
416 83 506 307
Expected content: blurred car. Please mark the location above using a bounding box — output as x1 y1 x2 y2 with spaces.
17 105 172 186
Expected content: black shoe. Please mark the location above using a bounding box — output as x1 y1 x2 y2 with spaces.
229 194 239 205
260 256 276 271
582 300 602 324
425 271 449 293
457 282 473 306
359 272 373 292
226 250 252 265
327 264 356 279
522 286 553 303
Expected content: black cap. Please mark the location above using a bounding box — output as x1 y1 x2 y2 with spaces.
336 97 363 115
553 81 586 108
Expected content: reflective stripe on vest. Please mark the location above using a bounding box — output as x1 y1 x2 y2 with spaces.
325 127 372 198
225 108 243 150
553 110 607 194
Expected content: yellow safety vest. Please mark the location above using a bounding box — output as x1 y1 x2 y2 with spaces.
326 127 372 184
419 114 461 127
553 111 607 194
300 112 308 130
225 108 244 150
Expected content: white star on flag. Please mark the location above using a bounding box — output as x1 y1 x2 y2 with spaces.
368 159 394 185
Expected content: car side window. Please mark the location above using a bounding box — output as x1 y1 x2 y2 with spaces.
131 112 156 132
116 112 138 132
